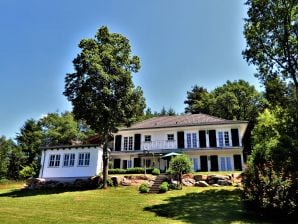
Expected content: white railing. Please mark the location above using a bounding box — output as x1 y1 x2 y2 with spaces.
142 140 177 150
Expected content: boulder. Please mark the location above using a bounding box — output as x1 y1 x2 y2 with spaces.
212 184 220 187
234 182 242 188
110 176 122 186
182 178 195 186
195 181 209 187
217 179 232 186
193 175 207 181
121 178 132 186
182 173 193 179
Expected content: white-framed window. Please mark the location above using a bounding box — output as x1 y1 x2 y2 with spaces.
49 154 61 167
186 133 198 148
78 152 90 166
63 153 75 167
220 157 232 171
191 158 200 171
123 136 133 150
144 135 151 142
218 131 230 147
167 134 174 141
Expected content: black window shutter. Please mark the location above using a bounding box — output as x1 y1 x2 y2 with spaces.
113 159 121 168
210 155 219 171
231 129 240 147
115 135 122 151
134 134 141 150
177 131 184 149
209 130 216 147
133 158 141 167
233 155 242 171
199 130 206 148
200 156 208 171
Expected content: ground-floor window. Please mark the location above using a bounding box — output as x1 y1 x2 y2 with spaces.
49 154 61 167
220 157 232 171
123 160 132 169
63 153 75 167
192 158 200 171
78 152 90 166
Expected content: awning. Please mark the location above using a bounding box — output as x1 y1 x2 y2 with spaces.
161 152 181 158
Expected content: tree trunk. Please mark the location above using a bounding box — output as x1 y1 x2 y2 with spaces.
102 133 109 189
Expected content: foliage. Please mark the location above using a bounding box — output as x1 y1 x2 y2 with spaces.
139 183 149 193
158 182 169 193
19 166 36 179
243 0 298 130
168 155 192 188
184 85 212 114
151 168 160 175
108 167 154 174
64 26 146 188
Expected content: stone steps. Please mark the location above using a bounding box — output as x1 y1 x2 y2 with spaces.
149 174 167 193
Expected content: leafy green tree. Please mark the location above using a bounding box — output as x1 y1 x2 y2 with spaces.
64 26 146 188
0 136 11 179
243 0 298 131
184 85 212 114
168 154 192 189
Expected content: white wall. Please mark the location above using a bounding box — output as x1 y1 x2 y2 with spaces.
39 147 102 179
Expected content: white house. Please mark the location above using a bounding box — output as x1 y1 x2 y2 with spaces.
110 113 248 172
39 144 103 181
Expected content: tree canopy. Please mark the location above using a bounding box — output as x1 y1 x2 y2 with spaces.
64 26 146 188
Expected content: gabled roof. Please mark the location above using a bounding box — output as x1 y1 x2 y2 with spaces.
120 113 247 131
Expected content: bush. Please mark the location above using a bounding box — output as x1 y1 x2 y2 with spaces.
139 183 149 193
19 166 36 179
152 168 160 175
108 168 127 174
168 183 181 190
159 181 169 193
126 167 144 174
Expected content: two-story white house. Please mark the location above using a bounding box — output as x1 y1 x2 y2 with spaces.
110 113 248 172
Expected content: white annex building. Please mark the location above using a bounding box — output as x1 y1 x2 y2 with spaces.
40 114 248 180
39 144 103 181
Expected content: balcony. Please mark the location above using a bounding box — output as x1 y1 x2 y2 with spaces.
142 140 177 150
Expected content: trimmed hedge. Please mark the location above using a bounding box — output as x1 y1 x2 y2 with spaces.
152 168 160 175
108 167 154 174
139 183 150 193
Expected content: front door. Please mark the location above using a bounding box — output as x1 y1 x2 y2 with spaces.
210 155 219 171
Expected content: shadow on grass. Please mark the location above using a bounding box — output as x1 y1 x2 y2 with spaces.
144 189 287 224
0 187 93 198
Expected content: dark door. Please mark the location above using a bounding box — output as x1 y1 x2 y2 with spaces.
134 134 141 150
133 158 141 167
210 155 219 171
115 135 122 151
200 156 208 171
233 155 242 171
199 130 206 148
231 129 240 147
209 130 217 147
114 159 121 168
177 131 185 149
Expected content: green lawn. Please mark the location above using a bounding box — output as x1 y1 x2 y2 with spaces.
0 182 278 224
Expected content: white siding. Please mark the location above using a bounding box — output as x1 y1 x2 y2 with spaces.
39 147 102 179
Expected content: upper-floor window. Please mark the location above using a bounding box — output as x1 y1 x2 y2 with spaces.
63 153 75 167
49 154 60 167
144 135 151 142
167 134 174 141
218 131 230 147
186 133 198 148
123 136 133 150
78 152 90 166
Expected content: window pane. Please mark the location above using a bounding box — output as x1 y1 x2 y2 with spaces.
220 157 226 171
186 133 191 148
192 133 197 148
70 154 75 167
226 157 232 171
64 154 69 166
128 137 133 150
84 153 90 166
218 132 224 147
124 137 128 150
224 131 229 146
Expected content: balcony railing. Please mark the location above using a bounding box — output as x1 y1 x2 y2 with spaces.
142 140 177 150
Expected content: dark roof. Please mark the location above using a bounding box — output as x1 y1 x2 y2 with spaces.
40 144 101 150
120 114 247 131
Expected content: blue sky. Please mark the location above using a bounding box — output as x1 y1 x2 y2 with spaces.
0 0 258 139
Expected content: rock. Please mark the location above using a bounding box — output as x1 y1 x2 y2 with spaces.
182 173 193 179
195 181 209 187
234 182 242 187
212 184 220 187
193 175 207 181
182 178 195 186
110 176 122 186
121 178 132 186
217 179 232 186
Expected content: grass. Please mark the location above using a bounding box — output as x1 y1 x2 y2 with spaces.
0 182 285 224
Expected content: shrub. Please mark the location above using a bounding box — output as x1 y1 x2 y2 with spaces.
159 181 169 193
19 166 36 179
126 167 144 174
108 168 127 174
152 168 160 175
139 183 149 193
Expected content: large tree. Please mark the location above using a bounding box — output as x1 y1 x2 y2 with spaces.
184 85 212 114
243 0 298 132
64 26 146 188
